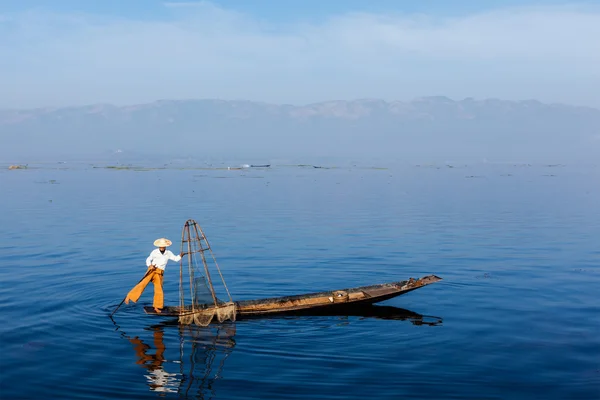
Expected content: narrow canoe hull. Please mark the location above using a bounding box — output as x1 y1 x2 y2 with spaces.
143 275 441 318
236 274 441 316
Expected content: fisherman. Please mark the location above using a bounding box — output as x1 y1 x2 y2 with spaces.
124 238 184 313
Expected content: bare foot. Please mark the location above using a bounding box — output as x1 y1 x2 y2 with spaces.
154 307 162 313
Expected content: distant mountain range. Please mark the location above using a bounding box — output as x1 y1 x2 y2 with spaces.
2 97 599 162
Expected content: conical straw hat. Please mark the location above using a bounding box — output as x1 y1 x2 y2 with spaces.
153 238 172 247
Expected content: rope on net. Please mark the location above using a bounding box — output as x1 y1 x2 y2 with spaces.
177 219 236 326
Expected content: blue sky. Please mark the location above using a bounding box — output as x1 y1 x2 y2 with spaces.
0 0 599 108
2 0 594 20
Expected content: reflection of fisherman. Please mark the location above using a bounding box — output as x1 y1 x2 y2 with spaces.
125 238 183 313
129 328 178 394
120 322 237 397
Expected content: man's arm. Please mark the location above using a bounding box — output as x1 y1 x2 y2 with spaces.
146 251 154 267
168 251 183 262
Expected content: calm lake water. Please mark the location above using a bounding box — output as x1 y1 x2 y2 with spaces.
1 160 599 399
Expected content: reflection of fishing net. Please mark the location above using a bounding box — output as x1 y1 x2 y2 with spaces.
176 323 237 397
177 219 236 326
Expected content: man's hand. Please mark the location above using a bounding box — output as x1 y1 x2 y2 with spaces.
180 252 184 257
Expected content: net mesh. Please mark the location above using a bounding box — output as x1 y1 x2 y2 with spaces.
178 302 237 326
192 276 214 306
177 219 236 326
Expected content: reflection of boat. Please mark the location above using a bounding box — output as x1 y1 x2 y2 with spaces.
111 303 440 396
234 304 443 326
144 304 442 326
141 219 442 326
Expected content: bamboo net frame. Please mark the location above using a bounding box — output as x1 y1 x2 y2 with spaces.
177 219 236 326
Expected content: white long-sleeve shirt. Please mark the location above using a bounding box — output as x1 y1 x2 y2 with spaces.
146 249 182 270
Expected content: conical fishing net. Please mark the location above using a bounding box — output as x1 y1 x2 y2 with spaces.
177 219 236 326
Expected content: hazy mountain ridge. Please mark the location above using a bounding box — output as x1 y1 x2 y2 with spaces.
2 97 599 162
2 96 599 123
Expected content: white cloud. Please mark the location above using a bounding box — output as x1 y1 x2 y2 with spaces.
0 2 599 108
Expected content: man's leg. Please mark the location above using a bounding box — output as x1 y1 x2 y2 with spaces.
152 271 164 312
125 268 155 304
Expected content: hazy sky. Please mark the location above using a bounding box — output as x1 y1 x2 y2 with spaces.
1 0 599 109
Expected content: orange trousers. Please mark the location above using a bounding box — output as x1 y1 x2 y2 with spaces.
125 267 164 309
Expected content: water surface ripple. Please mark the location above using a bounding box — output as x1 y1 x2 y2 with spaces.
1 163 599 399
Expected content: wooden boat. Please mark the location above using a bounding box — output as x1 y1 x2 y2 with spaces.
140 219 442 325
144 275 441 318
